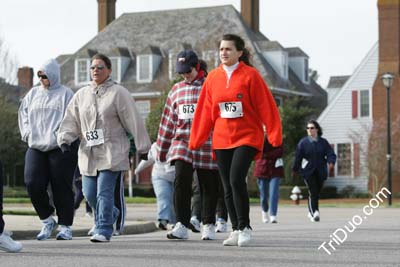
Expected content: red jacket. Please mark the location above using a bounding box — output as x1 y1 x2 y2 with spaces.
189 62 282 159
253 138 284 179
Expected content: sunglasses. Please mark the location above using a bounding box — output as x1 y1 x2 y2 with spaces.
90 65 105 70
38 74 48 80
306 127 315 130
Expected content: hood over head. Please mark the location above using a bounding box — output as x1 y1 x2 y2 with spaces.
38 59 60 89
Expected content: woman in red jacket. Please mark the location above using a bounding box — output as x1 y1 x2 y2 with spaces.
189 34 282 247
253 138 283 224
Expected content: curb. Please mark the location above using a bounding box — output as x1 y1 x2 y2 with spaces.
11 222 158 240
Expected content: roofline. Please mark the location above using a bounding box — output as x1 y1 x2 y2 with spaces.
318 41 378 122
131 92 161 98
271 87 312 97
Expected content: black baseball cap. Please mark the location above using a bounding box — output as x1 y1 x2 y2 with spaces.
176 50 198 74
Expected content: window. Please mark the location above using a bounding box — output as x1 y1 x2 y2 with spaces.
138 55 150 82
337 143 351 176
360 90 369 117
135 100 151 120
76 59 90 84
283 54 288 79
169 53 176 80
110 58 119 82
202 50 219 69
304 58 309 82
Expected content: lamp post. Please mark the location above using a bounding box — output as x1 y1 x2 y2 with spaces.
381 72 394 206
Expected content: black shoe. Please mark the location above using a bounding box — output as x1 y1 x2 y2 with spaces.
158 220 168 230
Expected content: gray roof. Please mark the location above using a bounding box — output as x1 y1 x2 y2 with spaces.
109 47 131 57
256 41 284 51
286 47 309 58
327 75 351 89
139 46 162 55
56 54 72 66
58 5 325 110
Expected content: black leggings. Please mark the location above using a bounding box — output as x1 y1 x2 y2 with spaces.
191 172 228 222
174 160 219 227
24 143 78 226
215 146 257 231
304 170 324 215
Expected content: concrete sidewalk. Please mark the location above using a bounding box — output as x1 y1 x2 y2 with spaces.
3 203 158 240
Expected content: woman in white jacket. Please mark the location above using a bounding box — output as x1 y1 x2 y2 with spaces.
18 58 78 241
57 53 151 242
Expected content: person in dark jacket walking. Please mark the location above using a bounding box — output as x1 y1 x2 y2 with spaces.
253 137 283 224
292 120 336 222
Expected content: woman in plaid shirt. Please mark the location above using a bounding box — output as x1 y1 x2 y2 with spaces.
157 50 219 241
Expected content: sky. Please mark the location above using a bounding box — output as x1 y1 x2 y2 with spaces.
0 0 378 87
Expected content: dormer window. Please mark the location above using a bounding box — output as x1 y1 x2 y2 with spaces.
304 58 309 83
256 41 288 80
74 49 98 86
137 55 151 82
106 47 132 83
136 46 162 83
287 47 310 84
202 50 219 69
75 59 91 85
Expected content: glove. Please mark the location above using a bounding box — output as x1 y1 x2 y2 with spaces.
139 153 148 161
60 144 71 153
328 163 334 177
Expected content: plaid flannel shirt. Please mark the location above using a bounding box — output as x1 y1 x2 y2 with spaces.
157 77 217 170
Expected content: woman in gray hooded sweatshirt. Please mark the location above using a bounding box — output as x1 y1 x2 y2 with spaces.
18 59 78 241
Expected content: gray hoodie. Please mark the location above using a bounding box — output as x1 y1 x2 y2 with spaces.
18 59 74 152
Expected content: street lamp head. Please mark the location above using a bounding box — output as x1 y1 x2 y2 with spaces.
381 72 394 89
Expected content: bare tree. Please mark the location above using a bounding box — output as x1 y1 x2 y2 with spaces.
350 117 400 195
0 35 18 84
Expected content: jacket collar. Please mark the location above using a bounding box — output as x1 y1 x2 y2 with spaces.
90 77 115 96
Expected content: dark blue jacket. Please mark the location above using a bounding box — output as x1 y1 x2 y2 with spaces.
292 136 336 181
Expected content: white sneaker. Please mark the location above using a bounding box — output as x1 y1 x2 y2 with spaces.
201 224 216 240
167 222 188 240
270 215 278 224
0 233 22 253
238 227 252 247
56 225 72 240
90 234 109 243
313 211 320 222
308 212 315 222
262 211 269 223
215 219 228 233
223 230 239 246
88 225 96 236
189 216 201 233
37 217 57 240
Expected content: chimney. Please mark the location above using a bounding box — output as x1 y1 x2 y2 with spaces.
17 67 33 90
241 0 259 32
98 0 116 32
371 0 400 194
372 0 400 121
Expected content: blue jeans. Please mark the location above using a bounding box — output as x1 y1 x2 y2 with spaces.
83 170 120 239
257 177 280 216
152 177 175 224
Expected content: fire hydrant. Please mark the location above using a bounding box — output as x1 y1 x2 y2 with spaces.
290 186 303 205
